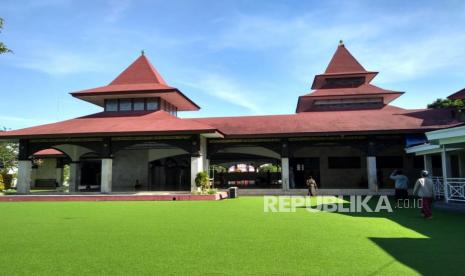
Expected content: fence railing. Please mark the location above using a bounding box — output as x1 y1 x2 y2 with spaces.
432 176 465 202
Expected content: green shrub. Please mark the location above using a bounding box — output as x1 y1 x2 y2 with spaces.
195 171 209 190
3 189 16 195
206 188 217 195
1 173 12 189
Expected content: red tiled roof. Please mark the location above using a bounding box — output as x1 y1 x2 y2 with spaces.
448 88 465 100
71 54 200 111
0 106 459 139
304 42 401 112
325 43 366 74
110 54 167 85
305 84 402 97
33 149 65 156
190 106 460 137
0 111 218 138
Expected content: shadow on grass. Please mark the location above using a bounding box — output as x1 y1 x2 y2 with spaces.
307 197 465 275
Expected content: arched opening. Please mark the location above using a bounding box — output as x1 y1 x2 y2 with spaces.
30 148 70 192
149 154 190 191
111 141 189 192
209 149 282 189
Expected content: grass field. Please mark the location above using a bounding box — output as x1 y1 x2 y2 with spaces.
0 196 464 275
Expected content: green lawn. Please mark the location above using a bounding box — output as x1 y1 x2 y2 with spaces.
0 197 464 275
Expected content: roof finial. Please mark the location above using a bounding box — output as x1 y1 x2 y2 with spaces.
141 49 145 56
339 40 344 46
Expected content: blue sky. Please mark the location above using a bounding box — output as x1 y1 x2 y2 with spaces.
1 0 465 130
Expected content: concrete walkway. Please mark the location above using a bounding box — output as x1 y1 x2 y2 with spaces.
0 191 228 202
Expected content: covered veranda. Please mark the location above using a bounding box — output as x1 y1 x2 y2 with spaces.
14 134 214 194
406 125 465 203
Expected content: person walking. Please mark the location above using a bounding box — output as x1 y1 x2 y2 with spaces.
413 170 434 219
390 170 409 200
306 176 318 196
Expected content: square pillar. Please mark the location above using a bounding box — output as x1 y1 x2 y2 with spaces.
69 162 80 193
101 158 113 194
191 156 203 191
190 135 207 192
458 151 465 178
424 155 433 176
281 157 289 191
17 160 32 194
441 146 451 202
367 156 378 192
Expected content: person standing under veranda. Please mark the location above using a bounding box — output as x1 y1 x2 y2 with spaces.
413 170 434 219
390 170 409 200
306 176 318 196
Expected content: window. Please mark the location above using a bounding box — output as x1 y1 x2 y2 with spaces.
377 156 403 169
104 97 162 112
147 98 159 110
133 98 145 111
322 77 365 89
119 99 132 111
313 97 383 109
105 99 118 112
328 157 361 169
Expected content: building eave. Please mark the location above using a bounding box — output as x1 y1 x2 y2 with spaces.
426 125 465 145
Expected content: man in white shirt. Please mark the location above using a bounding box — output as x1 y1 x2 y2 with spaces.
413 170 434 219
390 170 409 200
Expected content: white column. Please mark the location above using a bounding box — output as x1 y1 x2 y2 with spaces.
191 156 203 191
101 158 113 194
367 156 378 192
17 160 32 194
69 162 80 193
424 155 433 175
281 157 289 191
56 167 64 187
458 151 465 177
441 146 450 202
204 158 210 174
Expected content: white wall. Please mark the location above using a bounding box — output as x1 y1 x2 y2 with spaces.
36 159 57 180
112 149 149 191
112 147 188 192
293 146 366 188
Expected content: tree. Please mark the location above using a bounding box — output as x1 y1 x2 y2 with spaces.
259 164 280 173
427 98 465 109
0 128 18 176
0 18 12 54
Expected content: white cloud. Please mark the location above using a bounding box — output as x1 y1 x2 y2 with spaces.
208 9 465 84
105 0 132 23
0 115 52 129
11 48 107 75
180 73 262 114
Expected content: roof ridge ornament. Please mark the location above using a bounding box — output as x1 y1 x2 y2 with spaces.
339 40 344 46
141 49 145 56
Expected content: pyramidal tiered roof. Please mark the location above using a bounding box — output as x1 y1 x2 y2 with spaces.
71 53 200 111
324 42 366 74
296 42 403 112
110 54 168 86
